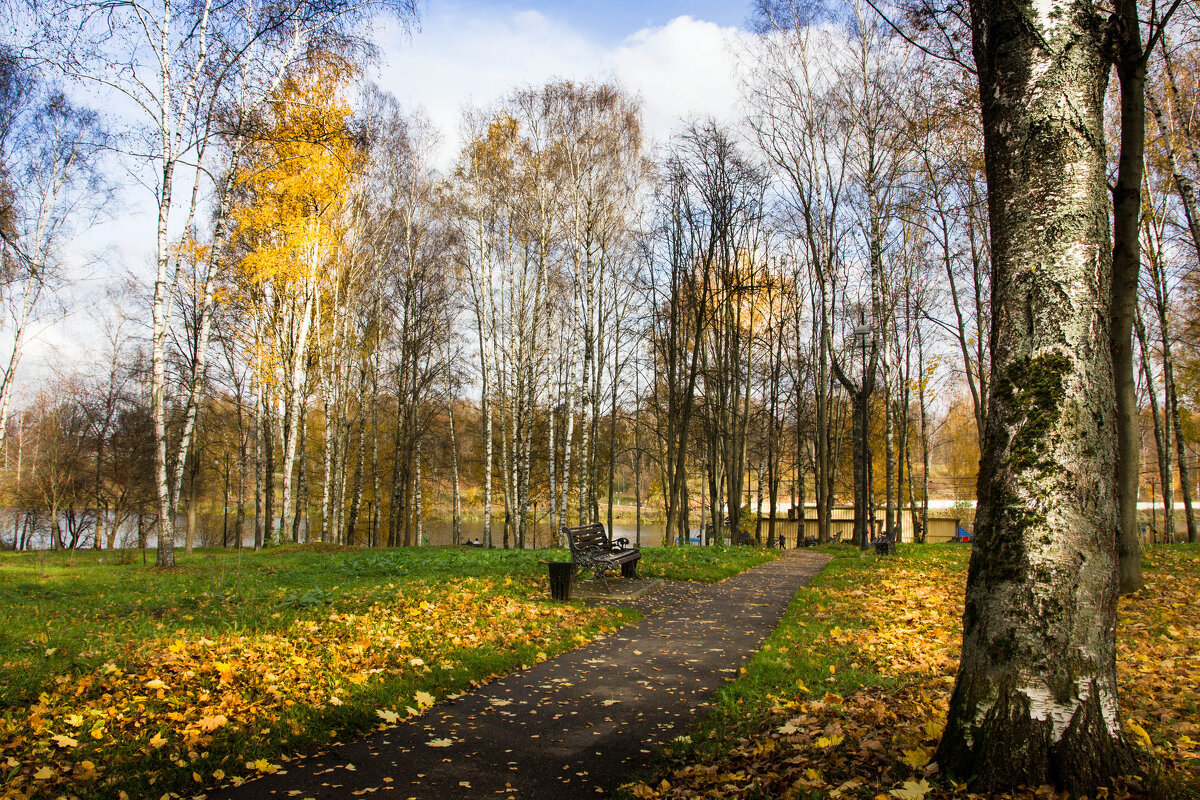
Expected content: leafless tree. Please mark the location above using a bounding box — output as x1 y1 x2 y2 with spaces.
0 57 111 451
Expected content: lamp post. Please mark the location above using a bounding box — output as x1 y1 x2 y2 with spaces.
853 316 872 550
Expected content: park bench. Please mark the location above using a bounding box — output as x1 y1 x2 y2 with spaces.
563 523 640 593
871 528 897 556
802 530 843 547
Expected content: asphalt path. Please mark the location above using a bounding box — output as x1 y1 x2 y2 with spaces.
210 550 832 800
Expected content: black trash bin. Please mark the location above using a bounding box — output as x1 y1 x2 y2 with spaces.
546 561 572 601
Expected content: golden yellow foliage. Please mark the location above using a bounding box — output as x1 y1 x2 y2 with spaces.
223 57 363 389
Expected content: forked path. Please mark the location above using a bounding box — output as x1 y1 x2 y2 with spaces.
213 550 831 800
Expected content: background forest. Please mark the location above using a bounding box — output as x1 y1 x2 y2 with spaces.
3 0 1200 561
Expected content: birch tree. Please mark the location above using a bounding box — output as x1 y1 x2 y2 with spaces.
36 0 416 565
935 0 1132 787
0 60 111 452
227 58 362 543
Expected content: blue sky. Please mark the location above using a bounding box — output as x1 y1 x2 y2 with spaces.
449 0 754 42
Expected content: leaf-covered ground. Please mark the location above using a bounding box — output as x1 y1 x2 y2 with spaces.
623 544 1200 800
0 543 773 800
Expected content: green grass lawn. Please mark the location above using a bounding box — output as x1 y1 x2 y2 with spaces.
0 543 773 706
0 542 773 800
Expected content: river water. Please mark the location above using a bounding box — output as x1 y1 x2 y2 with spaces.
0 510 720 550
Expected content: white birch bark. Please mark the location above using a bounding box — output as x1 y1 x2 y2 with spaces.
937 0 1129 786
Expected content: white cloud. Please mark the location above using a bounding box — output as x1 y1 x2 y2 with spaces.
372 8 743 168
608 16 743 150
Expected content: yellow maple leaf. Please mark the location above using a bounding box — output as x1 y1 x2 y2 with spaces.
376 709 401 723
149 733 168 749
144 679 167 690
900 747 930 769
414 691 435 708
33 766 54 780
890 778 932 799
213 661 234 684
64 714 84 727
51 733 79 748
816 733 845 748
197 714 228 732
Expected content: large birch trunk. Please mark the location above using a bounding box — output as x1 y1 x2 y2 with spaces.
936 0 1130 788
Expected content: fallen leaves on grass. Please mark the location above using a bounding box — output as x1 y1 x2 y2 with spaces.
1117 550 1200 771
624 548 1199 800
0 578 608 799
